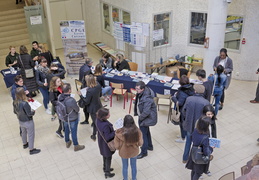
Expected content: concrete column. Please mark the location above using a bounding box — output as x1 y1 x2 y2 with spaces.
203 0 229 75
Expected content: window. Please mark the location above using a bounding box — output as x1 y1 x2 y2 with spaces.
224 15 243 50
102 3 110 32
112 7 119 23
190 12 207 45
122 11 130 25
153 13 170 47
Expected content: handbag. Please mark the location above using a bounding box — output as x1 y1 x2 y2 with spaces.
77 97 87 108
19 55 34 78
96 122 116 152
191 135 210 164
171 102 180 124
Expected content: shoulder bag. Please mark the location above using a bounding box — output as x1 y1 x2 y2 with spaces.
191 135 210 164
170 101 180 125
19 55 34 78
96 122 116 152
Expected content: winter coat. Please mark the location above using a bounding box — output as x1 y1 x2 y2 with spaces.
172 83 194 108
182 94 210 133
79 63 92 82
59 93 79 121
80 84 102 114
13 100 35 122
40 51 53 67
96 118 115 157
202 80 213 102
49 89 62 106
46 68 66 83
18 53 38 92
5 52 19 67
30 48 41 60
114 128 143 159
134 87 157 127
11 83 27 100
36 69 48 89
213 56 233 89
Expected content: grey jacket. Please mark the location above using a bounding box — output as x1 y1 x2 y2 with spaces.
134 87 157 127
213 56 233 89
182 94 210 133
59 93 79 121
13 100 35 122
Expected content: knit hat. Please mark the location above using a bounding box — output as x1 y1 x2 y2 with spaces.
193 84 205 94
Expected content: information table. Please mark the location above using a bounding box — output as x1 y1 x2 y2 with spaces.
0 68 21 88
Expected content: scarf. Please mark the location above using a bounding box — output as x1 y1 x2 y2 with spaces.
38 65 49 75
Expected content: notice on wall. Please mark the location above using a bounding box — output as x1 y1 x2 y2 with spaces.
153 29 164 41
123 25 131 43
60 20 87 75
113 22 124 41
30 15 42 25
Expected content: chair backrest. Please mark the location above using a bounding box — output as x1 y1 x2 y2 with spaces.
218 172 235 180
156 93 171 99
75 79 83 91
128 62 138 71
110 82 124 89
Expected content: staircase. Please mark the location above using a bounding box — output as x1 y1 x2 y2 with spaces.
0 1 30 69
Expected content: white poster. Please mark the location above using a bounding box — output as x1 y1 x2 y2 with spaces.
153 29 164 41
30 16 42 25
113 22 123 41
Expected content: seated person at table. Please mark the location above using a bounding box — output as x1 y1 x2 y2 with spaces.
30 41 41 62
114 53 130 71
11 75 29 100
99 53 114 69
6 46 19 68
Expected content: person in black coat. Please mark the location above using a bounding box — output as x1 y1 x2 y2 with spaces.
18 45 38 96
78 74 102 141
79 58 93 82
38 43 54 67
114 53 130 71
96 107 115 179
172 75 194 143
186 116 213 180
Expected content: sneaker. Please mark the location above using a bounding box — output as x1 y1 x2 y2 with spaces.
206 171 212 176
175 138 186 143
176 135 181 138
74 145 85 152
56 131 64 138
23 142 28 149
29 148 41 155
90 135 96 141
199 175 203 179
66 140 72 148
182 160 187 164
45 109 51 115
209 155 214 161
80 121 89 125
51 116 56 121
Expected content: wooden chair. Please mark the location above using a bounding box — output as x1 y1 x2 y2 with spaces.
155 93 171 111
128 88 137 114
218 172 235 180
110 82 128 109
75 79 83 91
128 62 138 71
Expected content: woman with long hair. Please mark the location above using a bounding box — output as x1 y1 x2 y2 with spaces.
99 53 114 69
38 43 54 67
203 105 217 138
186 116 213 180
13 87 41 155
49 76 64 138
94 64 112 101
114 53 130 71
96 107 115 179
208 65 227 115
78 74 102 141
114 115 143 180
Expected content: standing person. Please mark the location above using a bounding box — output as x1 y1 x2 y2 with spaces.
250 68 259 103
94 64 112 102
79 57 93 82
18 45 38 97
114 53 131 71
208 65 227 116
11 75 29 100
134 81 157 159
182 84 210 163
30 41 41 62
78 74 102 141
203 105 217 138
49 76 64 138
59 83 85 151
213 48 233 110
114 115 143 180
96 108 115 179
35 58 51 114
196 69 213 102
186 116 213 180
46 63 66 83
13 87 41 155
38 43 54 67
5 46 19 68
172 75 194 143
99 53 114 69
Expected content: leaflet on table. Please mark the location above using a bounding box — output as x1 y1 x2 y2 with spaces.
164 76 172 82
28 100 42 110
190 79 203 84
128 71 136 75
171 84 181 90
209 138 221 148
4 71 11 75
142 78 150 85
114 118 123 130
172 80 179 84
156 75 165 81
105 73 115 78
164 82 173 87
80 87 88 97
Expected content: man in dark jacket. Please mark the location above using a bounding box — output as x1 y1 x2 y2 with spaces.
59 83 85 152
134 81 157 159
182 84 210 163
30 41 41 62
196 69 213 102
79 58 93 82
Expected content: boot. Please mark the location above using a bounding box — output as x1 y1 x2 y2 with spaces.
104 172 115 179
66 140 72 148
74 145 85 152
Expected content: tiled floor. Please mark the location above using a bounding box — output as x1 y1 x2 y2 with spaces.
0 45 259 180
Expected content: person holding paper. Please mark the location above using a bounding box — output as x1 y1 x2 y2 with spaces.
114 54 130 71
114 115 143 180
13 87 41 155
36 58 51 114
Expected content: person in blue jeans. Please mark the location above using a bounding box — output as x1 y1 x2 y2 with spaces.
208 65 227 115
58 83 85 152
114 115 143 180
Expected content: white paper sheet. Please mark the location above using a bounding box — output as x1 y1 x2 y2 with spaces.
114 118 123 130
164 89 170 95
28 100 42 110
80 87 88 97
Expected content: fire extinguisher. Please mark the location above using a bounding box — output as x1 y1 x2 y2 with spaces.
242 38 246 44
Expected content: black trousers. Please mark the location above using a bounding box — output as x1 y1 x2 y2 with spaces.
191 170 201 180
90 113 97 136
57 119 63 133
83 107 89 122
103 156 112 173
255 83 259 101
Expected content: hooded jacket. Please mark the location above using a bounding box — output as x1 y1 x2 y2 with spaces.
58 93 79 121
114 128 143 159
134 87 157 126
172 83 194 108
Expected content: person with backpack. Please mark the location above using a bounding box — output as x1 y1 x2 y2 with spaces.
57 83 85 152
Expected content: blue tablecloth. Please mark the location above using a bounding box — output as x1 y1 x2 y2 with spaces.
103 74 177 95
1 69 21 88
